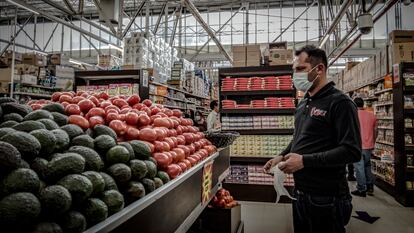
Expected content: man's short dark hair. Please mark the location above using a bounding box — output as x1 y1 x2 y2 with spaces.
354 97 364 108
295 45 328 69
210 100 218 110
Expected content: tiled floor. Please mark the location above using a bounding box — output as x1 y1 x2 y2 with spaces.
240 182 414 233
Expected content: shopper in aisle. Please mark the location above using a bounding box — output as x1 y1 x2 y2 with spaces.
206 100 221 131
263 45 361 233
194 110 207 132
351 97 376 197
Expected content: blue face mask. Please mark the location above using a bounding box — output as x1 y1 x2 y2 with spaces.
293 65 320 93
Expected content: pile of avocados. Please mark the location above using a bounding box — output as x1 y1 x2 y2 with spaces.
0 99 170 233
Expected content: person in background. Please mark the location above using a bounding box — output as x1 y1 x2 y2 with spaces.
351 97 377 197
263 45 361 233
206 100 220 131
194 110 207 132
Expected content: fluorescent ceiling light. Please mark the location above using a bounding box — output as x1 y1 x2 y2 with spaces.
69 58 94 67
109 44 123 52
6 0 40 15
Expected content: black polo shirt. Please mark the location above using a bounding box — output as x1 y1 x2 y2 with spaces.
281 82 362 196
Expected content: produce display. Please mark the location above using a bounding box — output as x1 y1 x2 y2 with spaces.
221 76 293 91
209 188 237 209
222 115 294 130
225 164 294 186
222 97 295 109
0 91 217 232
230 135 292 157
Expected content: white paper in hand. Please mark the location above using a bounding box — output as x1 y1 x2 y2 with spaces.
270 164 296 203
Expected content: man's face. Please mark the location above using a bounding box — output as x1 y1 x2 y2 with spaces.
293 52 321 83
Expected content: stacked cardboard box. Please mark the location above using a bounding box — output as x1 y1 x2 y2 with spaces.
231 45 262 67
0 51 22 66
22 53 47 67
268 49 293 65
232 45 246 67
388 30 414 71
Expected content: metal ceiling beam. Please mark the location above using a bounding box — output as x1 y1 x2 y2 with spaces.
329 0 399 66
91 0 118 35
319 0 353 48
169 6 182 46
66 18 102 55
122 0 147 38
74 16 117 38
123 11 144 33
6 0 121 48
153 1 167 34
40 0 73 15
62 0 77 15
20 26 43 51
0 14 33 56
0 38 46 54
189 5 244 62
78 0 84 14
272 0 317 42
43 23 60 51
183 0 233 63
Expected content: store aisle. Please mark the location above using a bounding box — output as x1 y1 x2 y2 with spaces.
240 183 414 233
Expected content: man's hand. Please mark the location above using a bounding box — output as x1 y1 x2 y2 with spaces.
278 153 304 174
263 155 284 173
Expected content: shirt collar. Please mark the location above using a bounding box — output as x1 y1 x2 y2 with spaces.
304 81 335 100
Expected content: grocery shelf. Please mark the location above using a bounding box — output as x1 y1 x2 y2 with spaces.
374 174 396 197
406 167 414 173
222 128 294 135
363 96 378 101
406 145 414 152
230 156 274 164
374 88 393 95
164 105 186 110
84 148 230 233
221 108 295 114
405 109 414 115
151 82 209 100
376 116 394 120
222 182 294 203
405 128 414 133
150 93 196 104
375 102 393 107
404 86 414 93
220 90 295 96
219 65 293 77
14 82 61 90
13 92 52 98
376 141 394 146
378 127 394 130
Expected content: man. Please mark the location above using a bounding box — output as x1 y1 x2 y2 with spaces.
264 45 361 233
206 100 220 131
351 97 376 197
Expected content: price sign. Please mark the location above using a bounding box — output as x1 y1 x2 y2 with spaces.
201 160 214 205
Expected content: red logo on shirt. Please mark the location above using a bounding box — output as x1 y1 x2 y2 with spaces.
310 107 327 117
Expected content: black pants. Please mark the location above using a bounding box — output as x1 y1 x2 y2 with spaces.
293 190 353 233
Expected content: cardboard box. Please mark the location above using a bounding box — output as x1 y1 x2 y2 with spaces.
55 77 74 91
381 46 388 76
231 45 246 53
21 74 37 85
0 68 14 82
15 64 38 75
108 84 119 96
245 45 260 52
389 30 414 44
269 49 293 65
345 62 360 72
375 51 381 79
269 42 287 49
389 42 414 67
0 82 10 94
3 50 23 61
246 60 261 67
22 53 47 67
233 61 246 67
233 51 246 62
48 54 64 65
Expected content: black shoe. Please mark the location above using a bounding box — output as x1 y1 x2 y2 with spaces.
351 190 367 197
348 176 357 181
367 188 374 196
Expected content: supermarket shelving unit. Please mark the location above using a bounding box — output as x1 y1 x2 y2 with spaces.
218 65 295 203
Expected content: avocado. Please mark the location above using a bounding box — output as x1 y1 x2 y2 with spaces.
0 97 17 105
125 181 145 200
101 190 124 215
81 198 108 227
51 129 70 152
0 192 41 226
44 153 85 182
94 135 116 154
12 120 46 132
59 211 86 233
0 120 19 128
129 140 151 160
18 159 30 169
82 171 105 196
107 163 131 184
93 125 117 140
100 172 118 191
144 160 157 179
157 171 170 184
67 146 104 172
129 159 148 180
1 168 40 196
71 135 94 149
141 178 156 193
57 174 93 205
37 119 59 130
0 141 21 172
29 222 63 233
39 185 72 216
30 157 48 180
42 103 65 114
3 113 23 122
30 129 57 156
51 112 68 127
153 177 164 189
106 145 130 165
23 110 54 121
0 128 15 138
1 102 31 117
60 124 84 139
119 142 134 160
0 131 41 161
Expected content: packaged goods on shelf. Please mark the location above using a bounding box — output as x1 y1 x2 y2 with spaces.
230 135 292 157
268 49 293 65
0 50 22 66
407 154 414 168
221 75 293 91
406 118 414 128
221 115 294 130
374 143 394 161
371 160 395 186
404 69 414 86
221 97 295 109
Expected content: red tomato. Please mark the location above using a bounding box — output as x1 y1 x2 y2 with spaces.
194 141 201 151
139 128 157 142
150 107 161 116
119 108 129 115
188 144 196 154
183 133 195 144
61 102 70 108
106 112 119 123
88 96 100 107
172 109 182 118
125 112 139 125
178 162 187 172
119 114 126 121
127 94 141 106
30 104 43 110
162 141 170 152
177 145 190 158
171 119 179 128
183 159 192 169
150 115 161 124
112 99 128 108
153 118 169 128
51 92 62 102
109 120 127 136
141 107 151 116
100 101 112 109
187 157 197 166
163 109 173 117
125 127 140 140
166 164 182 179
68 115 89 130
99 92 109 100
168 150 178 163
156 112 168 118
59 95 72 103
63 91 75 97
176 126 184 135
78 99 95 113
65 104 81 115
106 109 119 115
192 154 202 162
142 99 152 107
121 105 131 110
170 137 178 148
153 152 170 169
169 129 178 137
154 127 167 141
132 103 145 110
204 145 217 155
105 105 120 113
154 141 164 152
163 152 173 165
138 114 151 126
176 135 186 145
164 137 175 149
188 126 197 133
72 96 85 104
89 116 105 128
172 148 185 162
87 107 106 118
